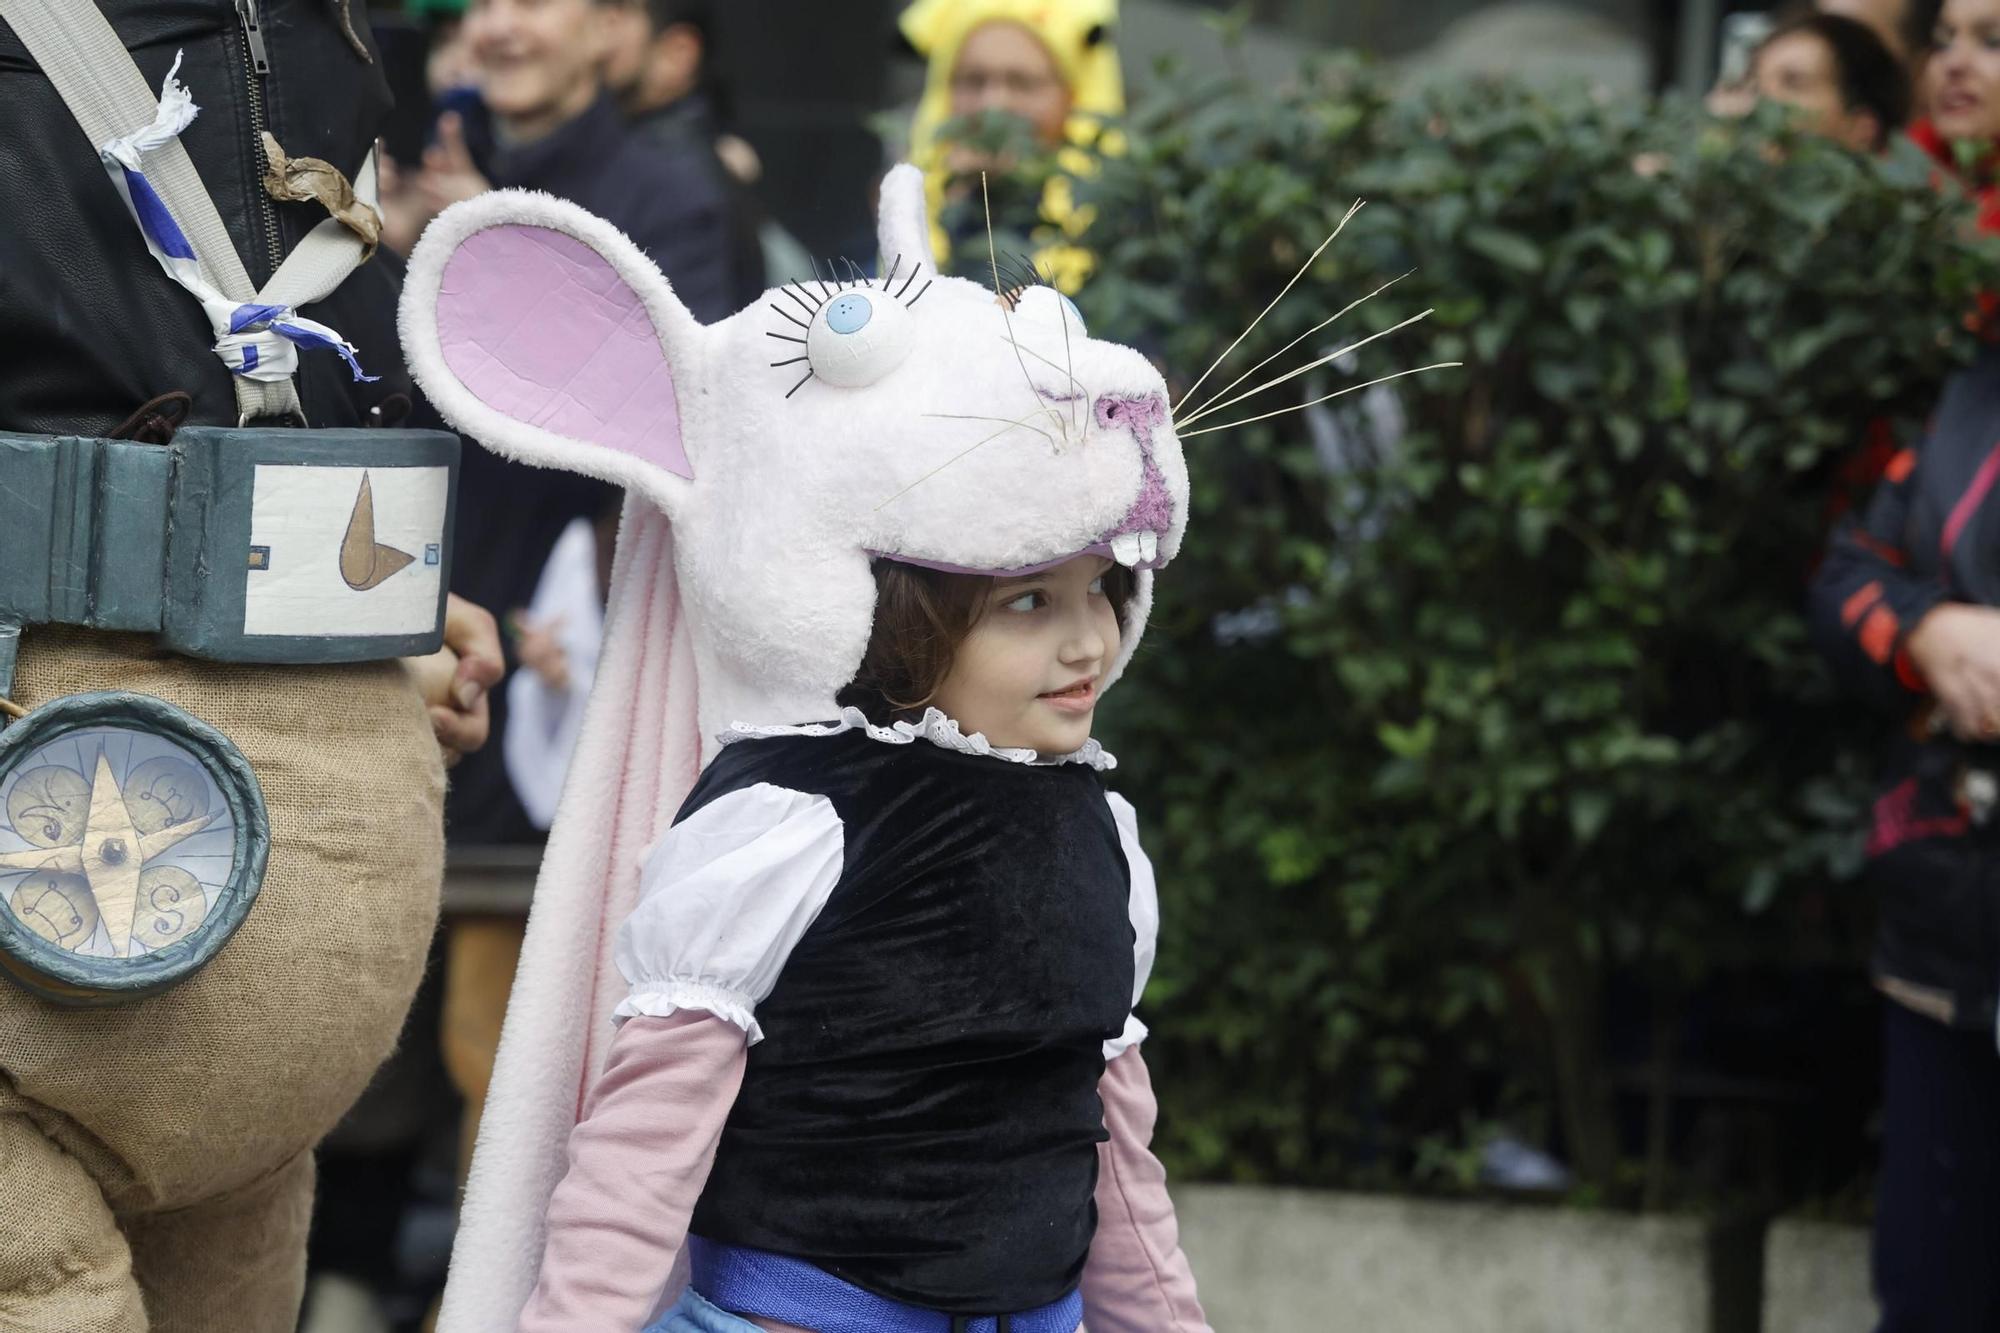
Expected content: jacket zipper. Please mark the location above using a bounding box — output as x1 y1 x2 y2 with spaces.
234 0 283 282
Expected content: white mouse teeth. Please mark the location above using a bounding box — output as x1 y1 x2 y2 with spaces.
1110 532 1147 567
1140 531 1159 563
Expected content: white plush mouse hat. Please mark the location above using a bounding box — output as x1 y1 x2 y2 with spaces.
399 163 1188 1327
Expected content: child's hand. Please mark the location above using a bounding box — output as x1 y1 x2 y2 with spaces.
405 594 505 767
511 610 573 693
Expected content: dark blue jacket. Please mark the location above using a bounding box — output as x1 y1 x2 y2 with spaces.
1811 345 2000 1029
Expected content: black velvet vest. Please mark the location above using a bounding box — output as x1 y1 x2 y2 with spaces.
680 728 1136 1314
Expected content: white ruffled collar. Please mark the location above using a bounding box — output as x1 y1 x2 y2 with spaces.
717 706 1116 771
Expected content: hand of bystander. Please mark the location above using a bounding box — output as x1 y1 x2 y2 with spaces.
1905 602 2000 740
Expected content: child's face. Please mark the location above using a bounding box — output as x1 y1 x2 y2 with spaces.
931 556 1120 756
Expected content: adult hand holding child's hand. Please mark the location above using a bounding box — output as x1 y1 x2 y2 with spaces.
405 593 505 766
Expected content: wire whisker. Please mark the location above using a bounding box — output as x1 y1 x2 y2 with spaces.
999 336 1088 395
765 331 807 343
785 369 815 398
882 254 902 291
769 304 809 330
896 264 922 299
1177 362 1461 437
1182 270 1414 422
906 278 935 307
983 172 1068 444
921 410 1060 448
1057 275 1081 435
876 420 1029 510
1175 309 1436 429
1172 199 1364 415
769 356 808 367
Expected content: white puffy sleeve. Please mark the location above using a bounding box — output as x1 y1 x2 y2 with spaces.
611 782 845 1044
1102 791 1161 1062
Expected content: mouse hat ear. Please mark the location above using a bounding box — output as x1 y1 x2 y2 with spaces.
875 163 938 281
399 190 703 516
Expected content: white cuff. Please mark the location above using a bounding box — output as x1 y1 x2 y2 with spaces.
1103 1012 1148 1062
613 979 763 1044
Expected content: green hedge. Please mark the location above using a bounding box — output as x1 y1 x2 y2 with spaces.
947 60 2000 1203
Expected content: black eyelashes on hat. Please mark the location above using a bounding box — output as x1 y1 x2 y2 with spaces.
994 251 1055 309
767 257 934 397
808 257 838 300
774 261 932 323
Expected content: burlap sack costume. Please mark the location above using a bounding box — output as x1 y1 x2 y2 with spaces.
0 629 444 1332
0 2 455 1326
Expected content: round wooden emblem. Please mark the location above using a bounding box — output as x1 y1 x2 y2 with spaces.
0 692 268 1004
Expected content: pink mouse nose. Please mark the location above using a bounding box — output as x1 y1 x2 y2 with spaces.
1094 392 1168 432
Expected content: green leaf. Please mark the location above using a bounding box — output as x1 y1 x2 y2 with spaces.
1464 225 1545 274
1377 716 1439 759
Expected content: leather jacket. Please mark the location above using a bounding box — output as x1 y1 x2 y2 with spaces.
0 0 408 436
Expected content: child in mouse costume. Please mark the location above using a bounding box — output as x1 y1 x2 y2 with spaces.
400 164 1208 1332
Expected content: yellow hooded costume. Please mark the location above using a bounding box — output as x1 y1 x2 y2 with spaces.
900 0 1123 291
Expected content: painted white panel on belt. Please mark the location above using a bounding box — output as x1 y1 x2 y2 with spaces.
243 465 449 636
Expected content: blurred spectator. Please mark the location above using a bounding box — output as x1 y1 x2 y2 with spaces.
377 0 483 257
596 0 767 307
502 509 618 830
901 0 1123 286
388 0 740 320
1811 2 2000 1308
426 2 480 94
1912 0 2000 232
1750 11 1912 149
1812 348 2000 1332
1711 0 1937 122
1822 0 1933 65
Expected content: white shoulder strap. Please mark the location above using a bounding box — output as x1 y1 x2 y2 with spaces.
0 0 381 423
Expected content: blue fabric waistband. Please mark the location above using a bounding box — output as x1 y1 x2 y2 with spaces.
686 1236 1083 1333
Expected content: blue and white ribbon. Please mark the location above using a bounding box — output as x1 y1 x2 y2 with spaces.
97 52 375 384
216 301 377 384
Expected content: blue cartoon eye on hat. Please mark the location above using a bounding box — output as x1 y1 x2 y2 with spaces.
826 294 873 334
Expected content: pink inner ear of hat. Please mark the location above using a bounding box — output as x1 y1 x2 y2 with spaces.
438 225 693 480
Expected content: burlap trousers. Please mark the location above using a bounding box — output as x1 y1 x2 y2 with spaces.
0 630 446 1332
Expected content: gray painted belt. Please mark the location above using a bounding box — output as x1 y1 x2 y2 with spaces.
0 426 457 669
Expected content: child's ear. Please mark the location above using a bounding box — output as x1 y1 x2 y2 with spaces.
399 190 702 516
876 163 938 281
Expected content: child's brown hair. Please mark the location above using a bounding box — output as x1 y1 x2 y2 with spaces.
836 560 1139 724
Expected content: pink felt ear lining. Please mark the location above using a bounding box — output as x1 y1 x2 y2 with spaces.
438 225 692 480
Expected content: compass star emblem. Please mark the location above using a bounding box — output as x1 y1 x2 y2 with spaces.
0 694 266 1003
0 753 216 956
